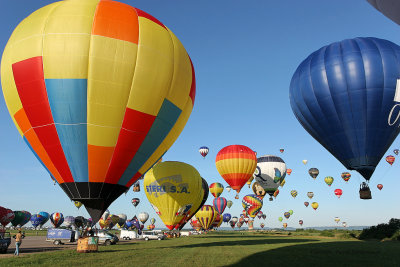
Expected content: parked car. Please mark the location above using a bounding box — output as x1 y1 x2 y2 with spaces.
46 229 76 245
0 230 11 254
95 230 119 246
141 231 166 241
119 230 138 240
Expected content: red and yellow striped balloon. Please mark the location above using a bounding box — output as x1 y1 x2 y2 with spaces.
1 0 195 222
215 145 257 194
386 155 395 165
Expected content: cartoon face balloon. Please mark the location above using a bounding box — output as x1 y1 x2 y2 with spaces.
254 155 286 200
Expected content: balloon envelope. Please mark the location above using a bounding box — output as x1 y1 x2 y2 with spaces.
213 197 227 215
242 195 263 218
290 37 400 181
195 205 217 230
0 1 196 223
199 147 209 158
254 155 286 200
209 183 224 198
50 213 64 228
0 207 14 227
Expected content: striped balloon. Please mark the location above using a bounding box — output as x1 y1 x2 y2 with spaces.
341 172 351 182
386 155 395 165
199 146 209 158
213 197 227 214
284 212 290 219
50 212 64 228
215 145 257 195
195 205 217 230
1 1 195 223
287 169 292 175
241 194 263 218
290 190 298 198
209 183 224 198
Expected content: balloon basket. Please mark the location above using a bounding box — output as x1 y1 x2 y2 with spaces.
77 237 99 253
359 183 372 200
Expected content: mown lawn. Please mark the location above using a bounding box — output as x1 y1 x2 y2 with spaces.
1 231 399 266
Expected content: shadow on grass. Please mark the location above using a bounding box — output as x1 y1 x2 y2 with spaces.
228 241 400 267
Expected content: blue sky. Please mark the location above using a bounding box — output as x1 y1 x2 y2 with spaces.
1 0 399 229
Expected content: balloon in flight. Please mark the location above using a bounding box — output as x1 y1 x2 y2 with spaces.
199 146 209 158
209 183 224 198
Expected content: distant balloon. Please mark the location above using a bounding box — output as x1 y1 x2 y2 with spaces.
215 145 257 197
342 222 347 227
280 179 286 187
211 213 223 229
117 214 127 228
246 175 254 188
304 202 309 207
311 202 319 210
308 168 319 179
278 217 283 222
132 182 141 192
290 37 400 182
334 217 340 224
283 223 288 229
377 184 383 190
242 195 263 218
262 214 266 220
307 192 314 199
257 211 263 219
287 169 292 175
38 212 50 228
341 172 351 182
254 155 286 201
334 189 343 198
223 213 231 223
386 155 395 165
302 160 308 165
284 212 290 219
280 149 284 153
227 200 233 209
50 213 64 228
64 216 75 228
30 214 43 228
260 223 265 228
74 201 83 209
273 188 280 198
209 183 224 198
213 197 227 215
324 176 334 186
199 146 209 158
138 212 149 224
226 186 232 193
394 149 399 155
231 217 238 224
290 190 298 198
131 198 140 207
288 210 294 215
299 220 303 226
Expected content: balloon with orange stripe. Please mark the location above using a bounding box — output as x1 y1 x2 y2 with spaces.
1 1 195 223
215 145 257 197
386 155 395 165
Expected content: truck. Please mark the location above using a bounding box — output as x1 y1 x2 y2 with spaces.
0 229 11 254
119 229 138 240
46 229 76 245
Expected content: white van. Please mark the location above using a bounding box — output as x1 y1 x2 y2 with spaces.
120 230 138 240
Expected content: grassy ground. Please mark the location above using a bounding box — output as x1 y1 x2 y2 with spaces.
1 231 399 266
7 230 47 237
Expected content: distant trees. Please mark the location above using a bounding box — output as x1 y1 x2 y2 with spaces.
359 218 400 241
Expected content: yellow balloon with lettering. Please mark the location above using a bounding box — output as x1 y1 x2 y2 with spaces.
144 161 202 230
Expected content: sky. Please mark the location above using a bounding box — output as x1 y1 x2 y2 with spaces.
1 0 400 230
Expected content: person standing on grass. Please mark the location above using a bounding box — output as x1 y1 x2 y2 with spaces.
13 230 24 256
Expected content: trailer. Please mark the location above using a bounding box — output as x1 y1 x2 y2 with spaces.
119 230 138 240
46 229 76 245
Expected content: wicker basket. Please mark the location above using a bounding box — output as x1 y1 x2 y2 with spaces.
359 189 372 199
77 237 99 253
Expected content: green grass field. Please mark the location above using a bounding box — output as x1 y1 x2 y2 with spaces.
1 231 399 266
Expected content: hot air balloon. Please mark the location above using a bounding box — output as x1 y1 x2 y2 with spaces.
131 198 140 207
133 182 141 193
10 211 29 228
302 160 308 165
260 223 265 228
377 184 383 190
209 183 224 198
287 169 292 175
307 192 314 199
254 155 286 201
367 0 400 25
246 175 254 188
283 223 288 229
394 149 399 155
50 213 64 228
308 168 319 180
231 217 238 224
99 218 110 229
280 179 286 187
74 201 83 209
64 216 75 228
262 214 266 220
117 214 127 228
386 155 395 165
288 210 294 215
223 213 231 223
299 220 303 226
273 189 280 198
144 161 203 230
30 214 43 229
211 214 222 229
278 217 283 222
195 205 217 230
290 37 400 186
199 146 209 158
252 181 267 199
150 218 156 225
311 202 319 210
226 186 232 193
304 202 309 207
101 210 110 221
229 221 236 229
213 197 227 215
334 217 340 224
257 211 263 219
38 212 50 228
279 149 284 153
341 172 351 182
1 1 196 223
334 189 343 198
237 222 243 229
284 212 290 219
290 190 298 198
138 212 149 224
0 207 14 227
342 222 347 228
244 217 249 224
324 176 334 186
215 145 257 198
242 195 263 218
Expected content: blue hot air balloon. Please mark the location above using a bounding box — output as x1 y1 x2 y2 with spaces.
30 214 43 228
290 37 400 181
223 213 231 223
38 212 50 227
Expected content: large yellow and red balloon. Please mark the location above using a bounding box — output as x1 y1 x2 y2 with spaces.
1 0 195 222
